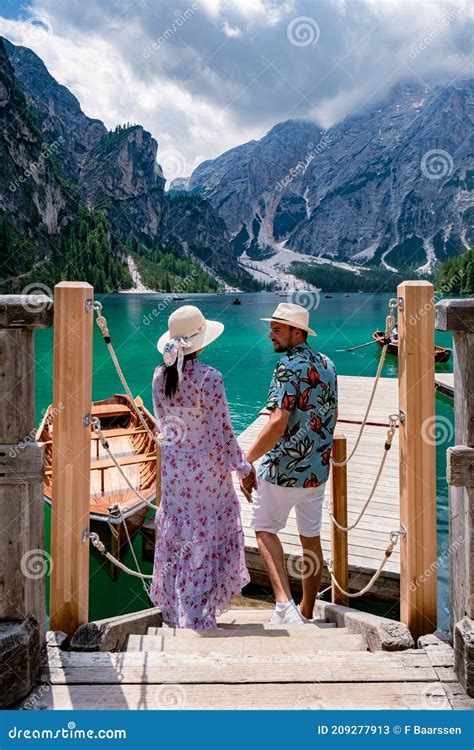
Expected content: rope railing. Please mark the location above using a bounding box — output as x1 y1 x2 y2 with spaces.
327 414 399 533
330 297 398 467
93 301 162 447
326 530 401 598
89 532 153 580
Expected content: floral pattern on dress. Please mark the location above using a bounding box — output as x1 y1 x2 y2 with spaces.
149 360 251 629
258 343 338 488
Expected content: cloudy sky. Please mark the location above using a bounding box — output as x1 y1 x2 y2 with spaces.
0 0 472 178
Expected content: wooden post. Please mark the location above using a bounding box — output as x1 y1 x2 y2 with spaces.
398 281 437 640
0 294 53 707
50 282 93 634
435 298 474 696
331 433 348 606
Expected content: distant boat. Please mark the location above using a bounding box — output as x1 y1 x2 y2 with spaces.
325 294 333 299
345 294 350 297
372 330 452 363
233 298 242 305
172 295 186 301
37 393 157 581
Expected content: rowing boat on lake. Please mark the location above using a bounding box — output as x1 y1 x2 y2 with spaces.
372 330 451 363
37 393 157 580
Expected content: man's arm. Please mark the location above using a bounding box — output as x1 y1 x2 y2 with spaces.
245 408 291 464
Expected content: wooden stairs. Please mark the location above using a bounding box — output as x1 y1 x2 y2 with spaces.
19 608 473 710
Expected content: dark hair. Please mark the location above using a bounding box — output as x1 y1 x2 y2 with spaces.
162 354 194 398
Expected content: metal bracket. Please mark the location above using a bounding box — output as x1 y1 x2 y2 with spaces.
399 410 406 424
83 413 91 428
399 523 407 540
397 296 404 310
85 298 94 312
82 528 90 543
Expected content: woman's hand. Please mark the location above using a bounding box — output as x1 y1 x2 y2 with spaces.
240 465 257 503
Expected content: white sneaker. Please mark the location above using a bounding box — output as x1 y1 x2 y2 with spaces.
269 600 306 625
296 604 310 623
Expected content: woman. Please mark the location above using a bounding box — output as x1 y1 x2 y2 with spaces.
150 305 255 629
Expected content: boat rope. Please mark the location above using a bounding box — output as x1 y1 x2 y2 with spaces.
328 413 399 532
326 530 401 598
91 416 158 510
92 301 162 447
119 507 151 595
89 531 153 580
330 298 397 467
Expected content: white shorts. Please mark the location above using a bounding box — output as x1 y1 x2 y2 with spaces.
250 478 326 537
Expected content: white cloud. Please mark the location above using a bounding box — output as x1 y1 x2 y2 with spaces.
0 0 472 176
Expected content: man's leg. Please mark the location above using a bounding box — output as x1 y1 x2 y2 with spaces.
298 534 324 620
255 530 292 603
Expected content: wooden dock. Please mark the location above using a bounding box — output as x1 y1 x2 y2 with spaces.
235 375 402 601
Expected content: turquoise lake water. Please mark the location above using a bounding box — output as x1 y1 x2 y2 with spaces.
35 292 455 627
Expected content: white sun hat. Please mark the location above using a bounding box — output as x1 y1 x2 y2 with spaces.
261 302 317 336
157 305 224 356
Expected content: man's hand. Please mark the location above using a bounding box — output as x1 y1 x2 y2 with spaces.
240 465 257 503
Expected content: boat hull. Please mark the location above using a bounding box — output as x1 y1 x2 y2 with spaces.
372 330 451 363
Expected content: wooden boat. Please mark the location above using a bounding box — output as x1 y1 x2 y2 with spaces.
37 394 157 581
233 298 242 305
172 295 186 301
372 330 452 363
325 294 333 299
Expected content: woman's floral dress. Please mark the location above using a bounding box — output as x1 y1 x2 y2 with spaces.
150 360 251 629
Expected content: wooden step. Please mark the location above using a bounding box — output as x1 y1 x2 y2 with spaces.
215 608 328 625
126 631 368 653
43 648 437 684
151 622 337 636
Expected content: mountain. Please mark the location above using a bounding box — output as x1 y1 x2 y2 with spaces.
176 81 474 273
0 37 254 292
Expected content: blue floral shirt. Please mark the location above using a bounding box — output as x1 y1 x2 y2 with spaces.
258 343 338 488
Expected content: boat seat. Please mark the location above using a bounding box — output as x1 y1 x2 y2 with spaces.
90 404 131 417
44 454 157 476
42 427 150 445
90 454 157 471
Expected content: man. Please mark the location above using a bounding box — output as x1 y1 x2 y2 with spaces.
241 302 338 624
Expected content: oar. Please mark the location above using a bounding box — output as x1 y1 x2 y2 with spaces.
338 340 380 353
